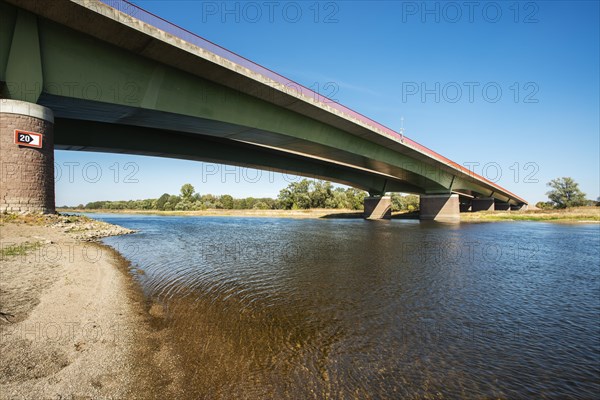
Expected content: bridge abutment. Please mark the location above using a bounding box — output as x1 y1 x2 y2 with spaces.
0 100 55 214
363 196 392 219
419 194 459 222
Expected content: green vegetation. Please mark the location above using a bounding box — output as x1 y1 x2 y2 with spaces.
533 177 598 210
545 177 590 209
390 193 420 212
1 242 41 258
535 201 555 210
462 207 599 222
81 185 279 211
277 180 365 210
68 180 425 213
70 180 369 212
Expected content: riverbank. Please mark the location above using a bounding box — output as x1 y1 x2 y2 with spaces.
58 206 600 223
0 214 182 399
459 206 600 223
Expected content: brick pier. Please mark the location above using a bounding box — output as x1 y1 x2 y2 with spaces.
0 100 55 213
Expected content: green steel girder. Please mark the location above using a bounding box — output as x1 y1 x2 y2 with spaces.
54 118 424 195
0 2 18 83
2 6 42 102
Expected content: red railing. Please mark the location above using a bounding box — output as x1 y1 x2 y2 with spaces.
97 0 526 203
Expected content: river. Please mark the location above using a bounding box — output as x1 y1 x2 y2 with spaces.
94 215 599 399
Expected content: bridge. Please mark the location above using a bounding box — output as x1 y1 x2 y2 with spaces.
0 0 528 220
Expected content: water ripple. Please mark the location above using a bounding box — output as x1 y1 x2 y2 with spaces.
99 216 600 399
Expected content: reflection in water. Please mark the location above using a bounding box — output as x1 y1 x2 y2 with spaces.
100 216 600 399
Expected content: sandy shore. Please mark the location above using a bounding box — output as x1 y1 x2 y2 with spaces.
0 214 182 399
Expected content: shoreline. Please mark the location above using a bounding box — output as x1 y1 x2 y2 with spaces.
58 207 364 220
0 214 181 398
58 207 600 223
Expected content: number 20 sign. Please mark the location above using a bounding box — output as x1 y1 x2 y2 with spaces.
14 129 43 148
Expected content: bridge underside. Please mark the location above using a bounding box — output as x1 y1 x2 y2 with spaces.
54 118 422 195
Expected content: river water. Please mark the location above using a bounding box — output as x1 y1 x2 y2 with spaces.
96 215 599 399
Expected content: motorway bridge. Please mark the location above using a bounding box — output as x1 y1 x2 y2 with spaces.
0 0 527 219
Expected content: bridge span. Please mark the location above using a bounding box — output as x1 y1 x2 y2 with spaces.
0 0 527 220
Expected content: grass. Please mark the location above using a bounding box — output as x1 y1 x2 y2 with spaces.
460 206 600 223
1 241 42 257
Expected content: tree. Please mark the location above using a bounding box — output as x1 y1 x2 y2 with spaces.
199 194 217 208
546 177 587 208
326 188 349 209
253 201 269 210
310 181 333 208
390 193 420 212
535 201 554 210
180 184 195 201
277 179 312 209
168 195 181 208
156 193 170 210
345 188 366 210
404 195 420 211
220 194 234 209
77 179 375 211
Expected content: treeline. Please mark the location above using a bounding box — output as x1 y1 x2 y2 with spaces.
71 179 420 212
277 180 365 210
391 194 420 212
83 183 277 211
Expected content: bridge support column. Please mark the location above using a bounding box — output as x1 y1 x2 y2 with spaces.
495 201 511 211
459 201 472 212
363 196 391 219
0 100 55 214
511 204 527 211
472 197 495 212
419 194 459 222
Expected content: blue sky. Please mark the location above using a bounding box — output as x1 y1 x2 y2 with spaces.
55 0 599 206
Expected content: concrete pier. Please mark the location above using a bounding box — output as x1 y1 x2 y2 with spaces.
364 196 392 219
419 194 459 222
472 197 495 212
459 202 472 212
494 201 511 211
0 100 55 213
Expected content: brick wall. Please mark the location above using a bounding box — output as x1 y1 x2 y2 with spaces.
0 111 55 214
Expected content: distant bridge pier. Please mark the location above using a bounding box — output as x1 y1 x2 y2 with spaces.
419 194 460 222
511 204 527 211
494 201 511 211
472 197 495 212
459 199 472 212
0 100 55 214
363 196 392 220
